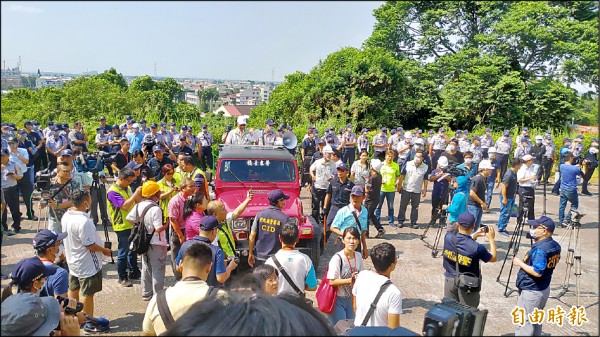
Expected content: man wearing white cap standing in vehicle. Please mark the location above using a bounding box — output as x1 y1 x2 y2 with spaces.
225 116 248 145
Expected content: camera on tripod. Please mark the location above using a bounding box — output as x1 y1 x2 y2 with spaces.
77 151 114 175
34 168 55 201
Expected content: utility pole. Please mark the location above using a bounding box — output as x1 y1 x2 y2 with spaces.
271 66 274 83
154 62 157 77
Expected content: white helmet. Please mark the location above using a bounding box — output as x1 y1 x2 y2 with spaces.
488 147 497 153
323 145 333 154
404 131 413 139
479 159 493 170
437 156 449 168
370 159 383 171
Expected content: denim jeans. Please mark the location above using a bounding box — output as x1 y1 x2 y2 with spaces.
328 296 354 326
497 195 515 232
467 205 483 232
375 191 396 224
485 181 495 208
558 189 579 224
116 229 139 279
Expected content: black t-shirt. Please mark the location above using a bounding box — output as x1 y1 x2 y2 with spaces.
441 151 464 166
27 131 42 147
365 172 382 204
114 151 131 170
468 174 486 208
502 169 518 198
172 145 194 157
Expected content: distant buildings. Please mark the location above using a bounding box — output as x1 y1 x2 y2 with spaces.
36 76 72 89
214 104 257 117
1 67 23 90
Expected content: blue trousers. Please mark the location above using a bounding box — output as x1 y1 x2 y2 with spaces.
116 229 139 279
497 195 515 232
467 205 483 232
375 191 396 225
558 189 578 224
485 181 495 208
328 296 354 326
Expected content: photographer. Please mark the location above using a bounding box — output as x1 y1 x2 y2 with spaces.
40 164 81 233
428 156 452 226
516 155 537 220
557 152 583 227
442 213 497 308
1 293 81 336
580 138 598 196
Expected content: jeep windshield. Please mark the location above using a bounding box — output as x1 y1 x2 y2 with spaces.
219 159 296 182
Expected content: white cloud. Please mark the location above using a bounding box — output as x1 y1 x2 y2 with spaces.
7 4 44 14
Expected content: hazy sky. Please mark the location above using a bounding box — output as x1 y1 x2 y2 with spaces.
1 1 384 81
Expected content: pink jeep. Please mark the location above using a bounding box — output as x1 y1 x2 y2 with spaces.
213 145 323 268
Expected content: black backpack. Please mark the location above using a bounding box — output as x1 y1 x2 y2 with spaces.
128 203 157 255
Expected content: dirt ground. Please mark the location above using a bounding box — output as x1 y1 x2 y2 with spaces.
1 181 598 336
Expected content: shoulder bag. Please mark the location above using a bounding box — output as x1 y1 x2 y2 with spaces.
316 253 343 314
452 235 481 293
333 279 392 334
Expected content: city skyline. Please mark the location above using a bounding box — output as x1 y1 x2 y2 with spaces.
1 1 384 82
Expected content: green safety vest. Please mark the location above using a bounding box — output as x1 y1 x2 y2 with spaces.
107 183 133 232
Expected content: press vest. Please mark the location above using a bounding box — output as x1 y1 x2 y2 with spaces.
516 238 561 291
107 184 133 232
254 206 290 259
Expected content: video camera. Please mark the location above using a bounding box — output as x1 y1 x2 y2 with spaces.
34 168 55 200
441 164 467 178
77 151 114 175
57 296 83 315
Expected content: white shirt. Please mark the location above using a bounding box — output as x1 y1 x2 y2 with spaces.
402 160 428 193
327 251 364 298
310 158 336 190
352 270 402 327
126 200 167 246
61 209 104 278
517 164 538 187
265 249 315 296
350 161 369 187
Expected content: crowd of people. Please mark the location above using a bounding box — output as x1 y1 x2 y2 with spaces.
1 115 598 336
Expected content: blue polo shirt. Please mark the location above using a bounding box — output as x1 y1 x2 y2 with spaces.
331 204 368 233
127 132 144 153
40 262 69 297
560 164 583 191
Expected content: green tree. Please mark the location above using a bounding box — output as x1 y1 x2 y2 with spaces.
94 68 128 90
129 75 155 92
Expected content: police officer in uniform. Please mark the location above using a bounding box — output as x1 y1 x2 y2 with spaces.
259 119 277 146
248 189 291 267
442 212 497 308
540 135 555 184
357 128 369 154
388 128 401 161
513 216 561 336
429 127 448 172
480 128 493 159
301 127 317 188
341 123 357 167
197 124 214 172
495 130 512 179
458 131 471 154
324 163 354 241
372 127 388 161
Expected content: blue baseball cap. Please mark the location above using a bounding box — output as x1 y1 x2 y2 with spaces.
202 124 207 129
60 149 73 156
226 125 232 131
346 123 353 129
11 257 48 289
457 212 476 228
33 229 68 250
317 138 325 145
485 128 491 132
125 161 143 170
265 119 275 126
199 215 221 231
0 293 60 336
527 216 555 232
390 129 397 135
381 127 387 132
152 145 164 152
361 128 368 133
350 185 365 196
24 121 33 127
268 189 290 202
194 174 205 188
337 162 349 171
439 127 446 132
503 130 510 136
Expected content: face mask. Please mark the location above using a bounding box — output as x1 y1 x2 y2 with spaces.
489 154 495 158
590 147 599 154
57 244 64 258
528 228 538 239
448 145 456 151
465 158 473 164
414 158 422 165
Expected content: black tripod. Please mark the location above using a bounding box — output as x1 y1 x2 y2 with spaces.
421 182 454 258
555 210 585 306
91 175 114 264
496 196 533 297
541 161 548 216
